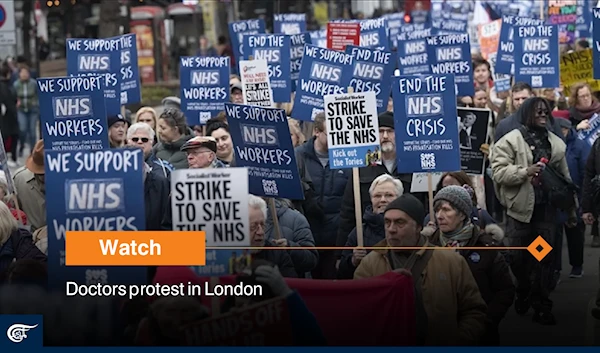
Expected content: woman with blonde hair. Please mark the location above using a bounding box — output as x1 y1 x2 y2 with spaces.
134 107 159 144
288 118 306 147
0 201 46 277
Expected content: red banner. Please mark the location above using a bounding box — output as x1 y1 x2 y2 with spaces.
327 22 361 51
153 268 417 346
181 297 293 346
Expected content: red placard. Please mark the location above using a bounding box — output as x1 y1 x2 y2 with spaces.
327 22 360 51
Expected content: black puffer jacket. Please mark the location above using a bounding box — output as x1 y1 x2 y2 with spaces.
144 168 172 231
337 206 385 279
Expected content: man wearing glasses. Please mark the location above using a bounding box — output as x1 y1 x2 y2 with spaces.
180 136 226 169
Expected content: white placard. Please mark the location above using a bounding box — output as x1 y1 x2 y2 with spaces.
0 1 16 45
171 167 250 247
239 59 274 108
324 91 380 169
410 172 444 193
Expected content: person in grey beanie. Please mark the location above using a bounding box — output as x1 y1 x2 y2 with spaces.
423 185 514 345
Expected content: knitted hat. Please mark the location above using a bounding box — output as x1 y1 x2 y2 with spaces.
107 114 127 128
433 185 472 217
378 111 394 129
384 194 425 225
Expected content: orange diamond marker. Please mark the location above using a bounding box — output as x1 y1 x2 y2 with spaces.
527 236 552 262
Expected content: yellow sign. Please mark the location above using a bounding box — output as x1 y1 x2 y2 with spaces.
560 48 600 96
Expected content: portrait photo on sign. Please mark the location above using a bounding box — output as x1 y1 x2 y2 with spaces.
457 107 490 175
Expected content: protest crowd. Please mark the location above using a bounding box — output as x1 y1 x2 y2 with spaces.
1 0 600 347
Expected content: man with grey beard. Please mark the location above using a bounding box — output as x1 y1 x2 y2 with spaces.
335 111 415 267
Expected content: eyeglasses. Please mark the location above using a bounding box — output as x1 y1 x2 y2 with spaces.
131 137 150 143
249 222 265 232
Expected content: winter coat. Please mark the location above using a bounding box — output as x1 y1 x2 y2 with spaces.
423 223 515 343
582 138 600 214
265 199 318 277
152 134 193 170
336 162 413 257
144 169 172 231
337 206 385 279
490 128 573 223
354 239 487 345
0 78 19 137
494 112 563 143
0 228 47 276
253 240 298 278
146 153 174 179
564 128 591 193
295 138 350 246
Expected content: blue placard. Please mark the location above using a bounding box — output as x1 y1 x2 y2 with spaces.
593 8 600 79
243 34 292 103
190 249 233 277
309 29 327 48
496 15 545 75
576 0 592 38
431 18 468 35
577 113 600 146
0 315 43 349
383 12 405 49
345 45 395 114
45 148 147 290
514 24 560 89
411 9 430 24
397 29 432 75
66 38 121 116
273 13 307 34
225 103 303 200
426 33 474 97
37 76 109 151
179 56 230 126
392 74 460 173
291 44 354 122
228 19 266 69
495 76 513 92
359 18 389 50
290 33 312 92
116 33 141 105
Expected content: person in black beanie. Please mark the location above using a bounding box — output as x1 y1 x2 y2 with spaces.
335 111 418 269
354 194 487 346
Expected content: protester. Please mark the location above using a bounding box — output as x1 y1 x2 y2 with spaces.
0 63 19 166
265 198 318 278
162 97 181 110
248 195 297 277
180 136 225 169
206 121 235 166
288 118 306 147
336 111 413 265
196 36 217 57
128 123 174 179
423 185 514 345
295 112 350 278
490 97 576 325
552 117 590 278
134 107 159 143
108 113 128 148
13 140 45 231
424 171 495 227
568 83 600 131
230 82 243 104
338 174 403 279
0 201 47 277
0 176 28 229
575 39 590 51
494 82 563 141
154 108 193 169
13 67 38 155
354 194 487 345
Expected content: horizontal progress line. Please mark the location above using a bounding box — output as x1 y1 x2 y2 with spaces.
205 246 532 250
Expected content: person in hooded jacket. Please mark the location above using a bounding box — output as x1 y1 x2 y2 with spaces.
265 198 318 278
490 97 577 325
295 112 349 279
337 174 403 279
423 185 514 345
0 64 19 166
153 108 193 169
248 195 297 278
